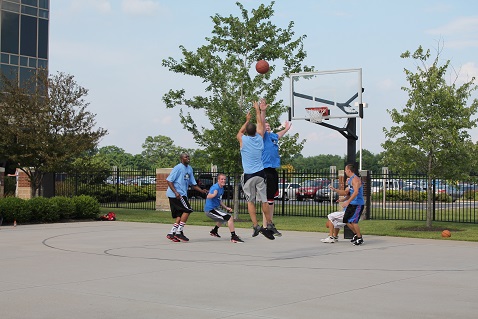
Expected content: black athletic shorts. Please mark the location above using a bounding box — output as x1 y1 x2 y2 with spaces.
168 196 193 218
264 168 279 201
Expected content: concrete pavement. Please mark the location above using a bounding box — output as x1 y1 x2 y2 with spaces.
0 221 477 319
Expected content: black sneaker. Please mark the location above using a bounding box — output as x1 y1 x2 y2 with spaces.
353 237 364 246
267 223 282 237
259 226 275 240
350 234 357 243
252 225 261 237
210 230 221 238
166 233 180 242
231 234 244 243
174 231 189 242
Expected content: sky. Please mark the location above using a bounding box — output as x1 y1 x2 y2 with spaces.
49 0 478 164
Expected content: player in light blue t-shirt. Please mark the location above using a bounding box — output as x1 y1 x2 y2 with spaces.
165 152 207 243
236 100 275 240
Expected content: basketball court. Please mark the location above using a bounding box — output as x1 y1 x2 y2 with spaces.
0 221 476 318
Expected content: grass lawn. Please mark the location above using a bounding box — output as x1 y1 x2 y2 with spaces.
101 207 478 242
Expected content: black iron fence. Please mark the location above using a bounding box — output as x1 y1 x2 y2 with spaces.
52 168 478 224
54 168 156 210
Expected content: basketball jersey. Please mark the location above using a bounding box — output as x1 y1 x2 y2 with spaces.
166 163 196 197
262 131 280 168
241 134 264 174
204 183 223 211
348 174 365 205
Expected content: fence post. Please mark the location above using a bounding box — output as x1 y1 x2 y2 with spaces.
364 171 371 220
0 167 4 198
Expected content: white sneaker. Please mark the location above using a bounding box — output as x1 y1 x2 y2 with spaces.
333 236 339 242
322 236 336 243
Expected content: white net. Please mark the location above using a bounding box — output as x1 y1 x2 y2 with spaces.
305 107 328 123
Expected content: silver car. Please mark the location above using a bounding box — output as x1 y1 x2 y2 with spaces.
275 183 301 201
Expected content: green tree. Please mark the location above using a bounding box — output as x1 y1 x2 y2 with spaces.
141 135 193 169
382 45 478 227
0 70 107 197
291 154 344 171
162 1 310 208
358 149 383 173
96 146 134 168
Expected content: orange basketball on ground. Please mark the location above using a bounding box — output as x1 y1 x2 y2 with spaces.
256 60 269 74
441 229 451 238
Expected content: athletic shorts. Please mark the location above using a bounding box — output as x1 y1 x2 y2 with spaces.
168 196 193 219
328 210 346 229
205 207 232 224
264 168 279 202
343 204 364 224
241 175 267 203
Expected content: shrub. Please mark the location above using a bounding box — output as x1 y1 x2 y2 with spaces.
72 195 100 219
49 196 76 219
0 197 30 223
28 197 60 222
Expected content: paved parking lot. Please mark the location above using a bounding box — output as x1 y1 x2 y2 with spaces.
1 221 477 319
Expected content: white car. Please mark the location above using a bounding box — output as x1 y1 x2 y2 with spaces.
275 183 301 201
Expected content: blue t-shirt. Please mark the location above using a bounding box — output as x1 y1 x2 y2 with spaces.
348 174 364 205
241 134 264 174
166 163 197 197
204 183 223 211
262 131 280 168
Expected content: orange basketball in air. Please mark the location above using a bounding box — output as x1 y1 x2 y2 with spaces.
441 229 451 238
256 60 269 74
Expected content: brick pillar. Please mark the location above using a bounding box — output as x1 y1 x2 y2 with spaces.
156 168 172 211
17 169 31 199
0 167 4 198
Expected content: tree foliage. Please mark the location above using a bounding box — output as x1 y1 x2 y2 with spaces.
0 70 107 196
0 70 107 197
382 45 478 226
291 154 345 171
161 1 310 173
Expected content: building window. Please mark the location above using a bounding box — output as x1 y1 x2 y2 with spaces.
22 0 38 7
38 17 48 58
20 14 37 57
2 1 20 13
1 11 20 54
21 4 37 16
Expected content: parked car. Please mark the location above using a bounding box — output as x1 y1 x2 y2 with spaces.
296 179 329 201
458 183 477 192
129 176 156 186
436 185 464 201
370 179 403 193
187 174 214 198
314 180 339 202
275 183 301 201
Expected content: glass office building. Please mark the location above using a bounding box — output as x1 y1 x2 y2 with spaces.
0 0 49 84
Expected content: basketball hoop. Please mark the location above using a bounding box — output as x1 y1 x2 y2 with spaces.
305 107 329 123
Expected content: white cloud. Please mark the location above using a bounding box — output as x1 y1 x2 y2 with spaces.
377 78 394 91
427 16 478 49
455 62 478 84
70 0 112 13
121 0 160 16
155 115 173 125
428 16 478 35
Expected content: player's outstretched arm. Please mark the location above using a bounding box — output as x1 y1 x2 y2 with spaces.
237 111 251 147
277 121 292 139
254 101 264 137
